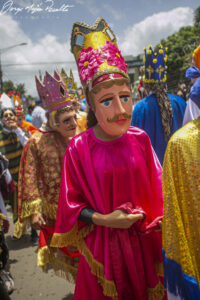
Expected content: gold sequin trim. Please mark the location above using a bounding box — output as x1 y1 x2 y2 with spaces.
37 246 78 283
13 218 26 239
51 223 118 299
163 117 200 285
20 198 42 220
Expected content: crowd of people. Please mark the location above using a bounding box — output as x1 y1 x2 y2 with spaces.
0 16 200 300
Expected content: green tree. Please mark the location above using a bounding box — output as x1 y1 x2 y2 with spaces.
2 80 15 94
157 20 200 92
194 6 200 27
16 83 26 95
2 80 26 95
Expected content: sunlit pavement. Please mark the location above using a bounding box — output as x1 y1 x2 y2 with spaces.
5 208 75 300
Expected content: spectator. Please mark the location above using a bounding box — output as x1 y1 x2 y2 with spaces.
25 105 34 123
0 93 29 238
31 98 47 129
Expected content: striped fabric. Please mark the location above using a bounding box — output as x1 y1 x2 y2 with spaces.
0 130 23 183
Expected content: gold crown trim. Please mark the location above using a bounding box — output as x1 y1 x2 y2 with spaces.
45 98 72 110
72 17 104 30
70 17 115 53
143 78 167 83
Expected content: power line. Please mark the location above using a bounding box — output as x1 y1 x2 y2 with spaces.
2 61 76 67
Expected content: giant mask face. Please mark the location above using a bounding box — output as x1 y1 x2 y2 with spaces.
1 109 17 130
49 109 77 139
92 83 132 137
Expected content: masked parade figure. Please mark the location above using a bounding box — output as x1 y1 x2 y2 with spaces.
16 71 79 280
131 45 186 165
0 93 29 225
162 45 200 299
51 18 166 300
60 68 88 133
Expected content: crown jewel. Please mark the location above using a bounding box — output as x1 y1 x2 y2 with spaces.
71 17 129 90
35 71 72 113
143 45 167 83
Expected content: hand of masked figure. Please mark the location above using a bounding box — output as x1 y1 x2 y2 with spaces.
9 120 18 130
93 209 144 229
31 213 46 230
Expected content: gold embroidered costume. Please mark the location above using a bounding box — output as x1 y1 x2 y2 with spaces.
163 117 200 296
16 125 79 281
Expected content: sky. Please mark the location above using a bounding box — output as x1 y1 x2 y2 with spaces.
0 0 199 97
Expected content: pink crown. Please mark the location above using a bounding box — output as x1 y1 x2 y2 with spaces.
35 71 72 113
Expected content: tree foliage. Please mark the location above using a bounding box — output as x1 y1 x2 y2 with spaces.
156 6 200 92
2 80 26 95
194 6 200 27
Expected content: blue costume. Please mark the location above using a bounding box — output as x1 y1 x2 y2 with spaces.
25 113 32 123
131 93 186 165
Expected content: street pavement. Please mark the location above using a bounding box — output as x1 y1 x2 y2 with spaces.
5 210 75 300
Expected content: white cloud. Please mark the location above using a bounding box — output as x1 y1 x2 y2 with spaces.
0 14 79 96
74 0 99 16
120 7 193 56
0 14 28 46
103 4 123 21
0 6 194 96
15 0 41 8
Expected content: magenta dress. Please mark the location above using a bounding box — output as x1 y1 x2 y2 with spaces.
51 126 165 300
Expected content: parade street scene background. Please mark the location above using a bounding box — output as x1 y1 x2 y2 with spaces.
0 0 200 299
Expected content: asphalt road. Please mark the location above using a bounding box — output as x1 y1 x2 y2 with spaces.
5 209 75 300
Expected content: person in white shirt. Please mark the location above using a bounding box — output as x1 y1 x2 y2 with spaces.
31 99 47 129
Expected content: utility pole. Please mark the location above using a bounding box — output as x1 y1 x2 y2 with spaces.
0 54 2 93
0 42 27 93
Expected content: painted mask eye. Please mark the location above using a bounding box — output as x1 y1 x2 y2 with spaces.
120 96 130 103
100 100 112 107
3 113 14 118
63 119 70 125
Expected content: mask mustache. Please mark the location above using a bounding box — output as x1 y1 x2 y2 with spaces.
107 113 132 123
